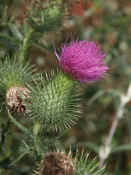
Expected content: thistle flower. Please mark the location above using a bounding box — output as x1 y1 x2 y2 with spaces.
34 152 75 175
56 40 108 83
6 86 30 113
34 151 108 175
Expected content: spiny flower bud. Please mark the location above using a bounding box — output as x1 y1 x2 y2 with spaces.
6 86 30 113
55 40 108 83
35 152 75 175
27 72 79 131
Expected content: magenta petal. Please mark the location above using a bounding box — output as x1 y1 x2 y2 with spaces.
57 40 108 83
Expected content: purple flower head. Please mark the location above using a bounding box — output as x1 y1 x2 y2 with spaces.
56 40 108 83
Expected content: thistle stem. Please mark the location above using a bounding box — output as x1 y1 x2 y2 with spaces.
99 83 131 167
19 28 34 63
7 110 33 138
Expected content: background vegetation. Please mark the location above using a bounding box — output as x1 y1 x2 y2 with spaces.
0 0 131 174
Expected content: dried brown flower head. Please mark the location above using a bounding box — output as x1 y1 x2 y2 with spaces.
6 86 30 113
35 152 75 175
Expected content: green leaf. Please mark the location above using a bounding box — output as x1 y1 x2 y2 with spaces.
111 144 131 153
28 5 63 32
78 142 100 153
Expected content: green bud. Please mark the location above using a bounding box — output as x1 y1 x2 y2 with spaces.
27 71 80 131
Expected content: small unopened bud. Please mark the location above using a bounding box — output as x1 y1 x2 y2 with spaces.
36 152 75 175
6 86 30 113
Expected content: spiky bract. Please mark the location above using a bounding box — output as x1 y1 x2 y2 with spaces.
34 150 108 175
73 152 107 175
35 152 75 175
26 71 80 131
0 58 34 94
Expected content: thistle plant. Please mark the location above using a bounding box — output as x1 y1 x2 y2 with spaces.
56 40 108 83
0 58 34 94
0 58 34 113
0 1 109 175
27 72 80 131
34 151 107 175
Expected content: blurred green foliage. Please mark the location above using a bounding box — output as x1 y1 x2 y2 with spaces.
0 0 131 174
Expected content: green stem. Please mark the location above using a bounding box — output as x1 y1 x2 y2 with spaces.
10 151 29 166
34 135 41 155
19 28 34 63
7 110 33 138
33 122 41 155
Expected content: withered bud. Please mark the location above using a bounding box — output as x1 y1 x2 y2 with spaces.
36 152 75 175
6 86 30 113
